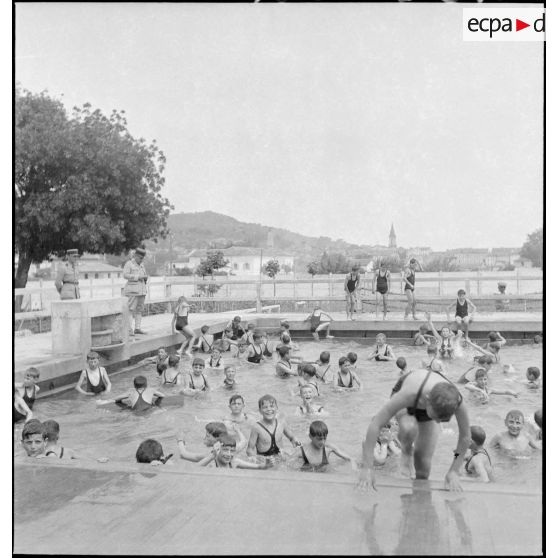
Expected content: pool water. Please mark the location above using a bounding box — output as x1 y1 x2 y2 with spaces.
19 339 542 488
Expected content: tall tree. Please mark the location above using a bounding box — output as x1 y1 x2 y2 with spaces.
15 86 172 288
520 228 543 268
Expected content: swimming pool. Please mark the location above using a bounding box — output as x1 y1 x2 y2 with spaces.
20 339 542 488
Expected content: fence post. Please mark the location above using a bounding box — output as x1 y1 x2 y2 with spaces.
256 282 262 313
438 271 443 296
477 271 482 295
516 268 521 294
111 276 115 297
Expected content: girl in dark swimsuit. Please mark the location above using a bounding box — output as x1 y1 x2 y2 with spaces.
403 259 422 320
344 266 360 320
171 297 196 357
374 261 391 320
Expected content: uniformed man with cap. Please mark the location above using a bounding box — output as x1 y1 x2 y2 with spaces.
54 249 80 300
123 247 149 334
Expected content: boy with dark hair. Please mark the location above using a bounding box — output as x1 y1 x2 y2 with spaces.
200 435 271 469
75 351 111 395
490 410 540 454
396 357 408 375
136 439 173 465
464 426 494 482
336 356 362 390
100 375 165 411
446 289 476 339
276 346 297 378
315 351 333 383
43 420 77 459
14 367 40 423
20 419 46 458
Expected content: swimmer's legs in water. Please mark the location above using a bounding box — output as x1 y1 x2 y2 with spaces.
396 413 418 478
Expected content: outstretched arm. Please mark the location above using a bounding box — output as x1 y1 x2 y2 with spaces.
445 403 471 491
426 313 442 342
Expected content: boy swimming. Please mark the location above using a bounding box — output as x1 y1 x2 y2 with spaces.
368 333 396 361
200 434 271 469
75 351 111 396
43 420 77 460
336 356 363 390
20 419 46 458
464 426 494 482
275 346 298 378
315 351 333 383
296 385 325 416
101 375 164 411
463 369 518 403
490 410 540 455
182 358 210 393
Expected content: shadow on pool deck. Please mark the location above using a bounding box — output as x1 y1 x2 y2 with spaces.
14 460 541 555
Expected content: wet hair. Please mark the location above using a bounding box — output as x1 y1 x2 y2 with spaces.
86 352 99 361
258 394 277 409
301 363 316 377
233 316 242 322
470 426 486 446
157 346 166 353
347 352 358 364
319 351 330 364
309 420 328 438
428 383 462 421
229 394 244 405
280 320 290 329
396 357 407 371
22 419 45 440
133 375 147 389
136 439 164 463
219 434 237 448
426 345 438 356
43 420 60 442
457 289 466 296
201 325 209 334
474 368 488 380
534 409 542 429
192 357 205 367
476 355 494 366
224 365 236 375
205 422 228 439
278 345 291 358
280 333 291 344
211 347 222 354
338 356 350 367
376 333 387 343
526 366 540 380
505 409 524 423
168 354 180 368
487 331 498 342
25 367 40 378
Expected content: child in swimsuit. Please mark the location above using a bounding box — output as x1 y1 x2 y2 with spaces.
141 347 169 376
175 422 227 463
247 394 300 461
296 385 325 416
199 434 271 469
43 420 77 460
206 348 224 370
358 368 470 492
246 332 266 364
373 260 391 320
373 422 401 466
315 351 333 383
224 394 255 441
446 289 476 340
193 325 214 353
347 352 358 371
463 426 494 482
427 312 463 360
297 363 320 396
524 366 541 389
336 356 362 390
276 346 298 378
305 304 334 341
171 296 196 357
413 324 435 346
20 419 46 458
484 331 507 362
226 315 246 341
136 439 173 466
14 367 40 423
160 354 184 387
241 323 256 345
276 333 301 355
368 333 396 362
490 410 541 455
296 420 356 472
75 351 111 396
463 369 518 403
182 358 210 394
223 365 237 389
106 375 165 411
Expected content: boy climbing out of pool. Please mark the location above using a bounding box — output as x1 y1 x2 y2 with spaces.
463 426 494 482
368 333 396 362
14 367 41 423
294 420 356 471
136 439 173 466
296 384 325 416
373 421 401 466
247 394 301 460
446 289 476 340
490 409 541 454
336 356 363 390
182 358 210 394
206 347 224 370
225 315 246 340
413 324 435 346
275 345 298 378
199 434 272 469
304 304 334 341
358 367 471 492
192 325 214 353
315 351 333 383
462 368 518 403
101 375 165 411
43 420 78 460
426 312 463 359
75 351 111 396
171 296 196 357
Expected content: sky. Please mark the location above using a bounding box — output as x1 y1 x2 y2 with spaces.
14 3 543 250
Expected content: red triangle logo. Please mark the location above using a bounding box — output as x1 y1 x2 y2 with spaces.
516 19 530 32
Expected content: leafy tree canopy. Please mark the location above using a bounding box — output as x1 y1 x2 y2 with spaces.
264 259 281 278
196 251 229 277
520 228 542 268
15 86 172 287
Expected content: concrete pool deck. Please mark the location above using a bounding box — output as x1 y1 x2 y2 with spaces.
14 460 542 555
14 310 542 389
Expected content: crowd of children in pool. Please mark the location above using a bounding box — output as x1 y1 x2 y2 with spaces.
15 297 543 490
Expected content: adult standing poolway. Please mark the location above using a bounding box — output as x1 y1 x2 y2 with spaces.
344 265 361 321
54 249 80 300
123 247 148 335
403 258 422 320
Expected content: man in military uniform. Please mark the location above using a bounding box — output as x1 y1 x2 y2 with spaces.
123 247 148 335
54 249 80 300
